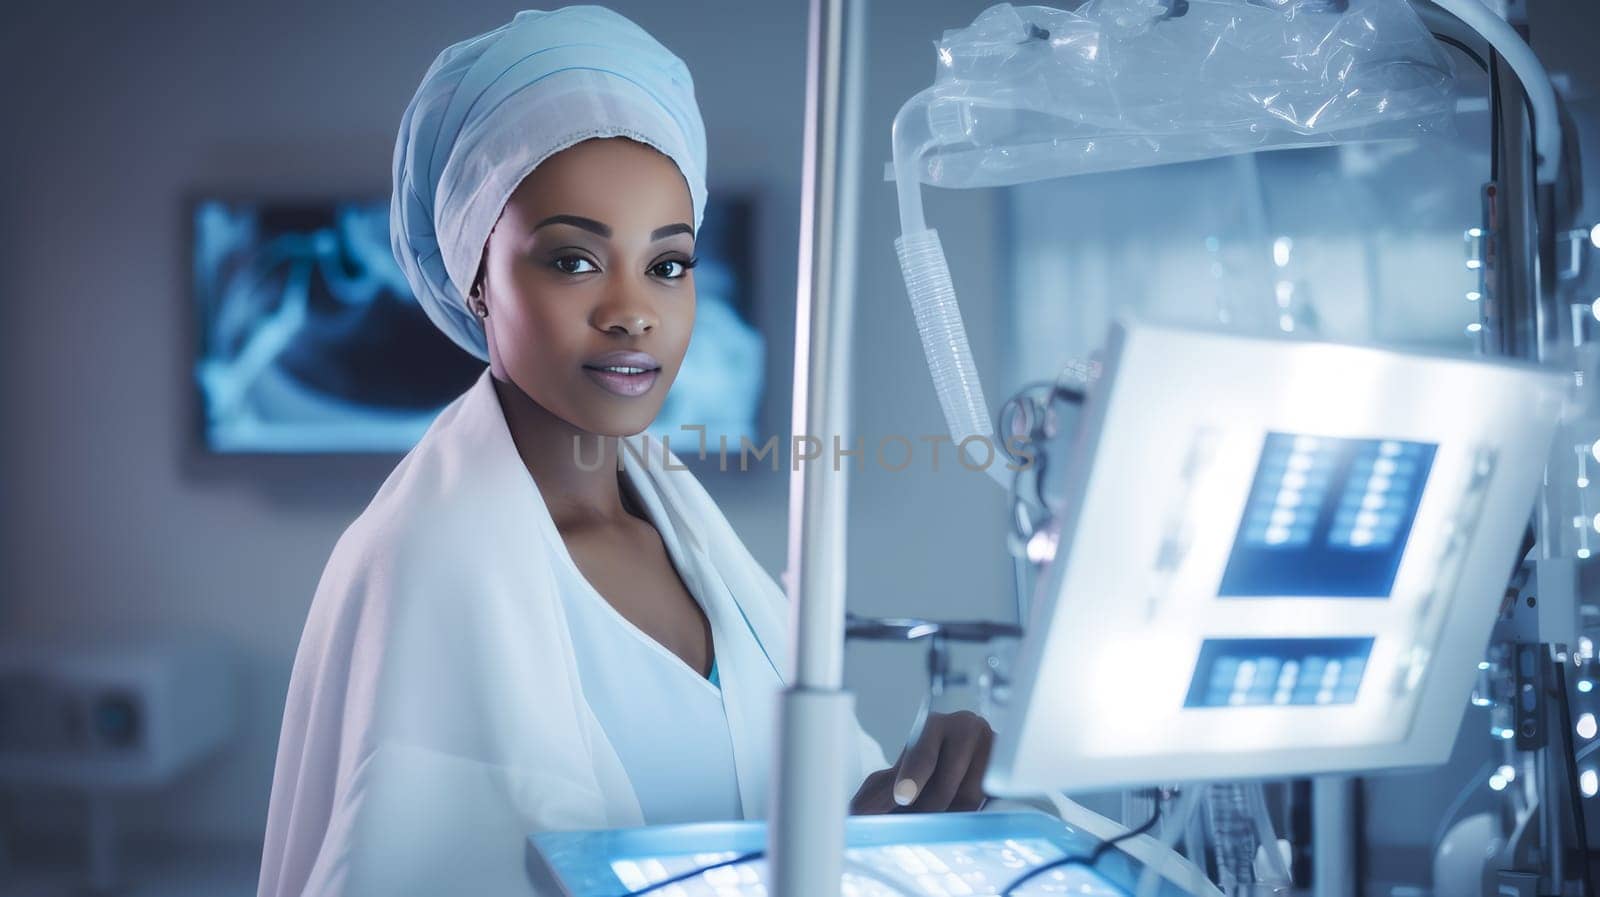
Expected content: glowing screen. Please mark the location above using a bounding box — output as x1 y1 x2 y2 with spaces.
609 838 1121 896
1185 637 1374 708
1219 433 1435 597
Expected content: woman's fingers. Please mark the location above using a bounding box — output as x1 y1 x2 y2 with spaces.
849 767 900 815
952 722 994 811
857 710 998 815
909 721 978 812
892 714 945 808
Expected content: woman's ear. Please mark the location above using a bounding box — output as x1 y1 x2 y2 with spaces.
469 250 489 317
470 224 499 301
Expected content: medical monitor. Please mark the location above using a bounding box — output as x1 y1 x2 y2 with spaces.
190 195 760 453
985 321 1566 795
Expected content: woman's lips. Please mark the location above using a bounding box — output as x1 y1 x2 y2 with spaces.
582 351 662 398
583 365 659 397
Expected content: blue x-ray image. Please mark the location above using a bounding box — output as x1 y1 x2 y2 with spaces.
192 197 762 453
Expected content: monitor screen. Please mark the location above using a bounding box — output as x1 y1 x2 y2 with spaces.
1219 433 1436 597
1183 636 1375 709
192 196 761 453
983 321 1566 794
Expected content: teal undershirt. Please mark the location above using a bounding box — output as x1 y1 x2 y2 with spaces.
709 658 720 689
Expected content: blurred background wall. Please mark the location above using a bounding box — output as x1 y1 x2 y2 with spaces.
1 1 1597 895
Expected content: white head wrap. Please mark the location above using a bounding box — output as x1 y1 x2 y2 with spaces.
390 6 708 361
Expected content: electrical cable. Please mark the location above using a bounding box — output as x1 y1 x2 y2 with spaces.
618 850 764 896
1427 0 1560 183
1427 29 1502 226
1489 51 1502 184
1432 32 1488 74
999 792 1163 896
619 851 946 897
998 379 1086 562
999 380 1086 521
622 797 1177 897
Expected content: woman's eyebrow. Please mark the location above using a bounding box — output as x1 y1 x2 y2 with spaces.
651 222 693 241
532 215 611 238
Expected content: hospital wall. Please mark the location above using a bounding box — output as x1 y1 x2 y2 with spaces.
0 0 1009 862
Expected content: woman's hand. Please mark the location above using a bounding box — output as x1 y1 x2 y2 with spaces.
850 710 994 814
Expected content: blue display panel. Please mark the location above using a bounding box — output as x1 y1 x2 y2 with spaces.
1184 637 1375 708
1219 433 1436 597
192 197 761 453
607 838 1116 896
527 814 1177 897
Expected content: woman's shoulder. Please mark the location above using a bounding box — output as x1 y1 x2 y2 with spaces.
313 392 557 620
333 449 480 572
367 373 544 535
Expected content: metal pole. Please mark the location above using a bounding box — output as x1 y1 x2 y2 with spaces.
1312 777 1357 897
768 0 868 894
1485 51 1542 361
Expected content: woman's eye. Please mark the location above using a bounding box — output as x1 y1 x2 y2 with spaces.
651 259 688 279
552 255 598 275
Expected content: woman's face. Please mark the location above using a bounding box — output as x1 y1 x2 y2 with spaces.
475 137 696 437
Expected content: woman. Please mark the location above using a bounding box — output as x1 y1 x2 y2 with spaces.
258 8 993 896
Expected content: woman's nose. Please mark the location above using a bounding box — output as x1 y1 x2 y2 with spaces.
594 288 657 336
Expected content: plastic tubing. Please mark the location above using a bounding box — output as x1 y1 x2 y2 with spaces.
1245 782 1293 884
1206 783 1257 891
1045 790 1225 897
1429 0 1561 184
892 88 1010 486
1135 789 1208 897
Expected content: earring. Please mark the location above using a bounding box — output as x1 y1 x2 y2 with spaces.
473 301 488 319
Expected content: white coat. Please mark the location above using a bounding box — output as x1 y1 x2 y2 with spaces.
257 369 888 897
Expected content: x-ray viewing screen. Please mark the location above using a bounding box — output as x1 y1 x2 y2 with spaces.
193 197 761 453
1184 637 1375 709
1218 433 1436 598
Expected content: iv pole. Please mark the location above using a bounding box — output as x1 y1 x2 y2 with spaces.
768 0 869 895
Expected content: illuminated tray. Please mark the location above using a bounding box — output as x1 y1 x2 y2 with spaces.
527 811 1181 896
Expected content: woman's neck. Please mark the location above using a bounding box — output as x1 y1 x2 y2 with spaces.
489 374 630 529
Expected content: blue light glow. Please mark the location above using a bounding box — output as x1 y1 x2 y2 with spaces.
1185 637 1374 709
193 197 762 454
1220 433 1436 598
